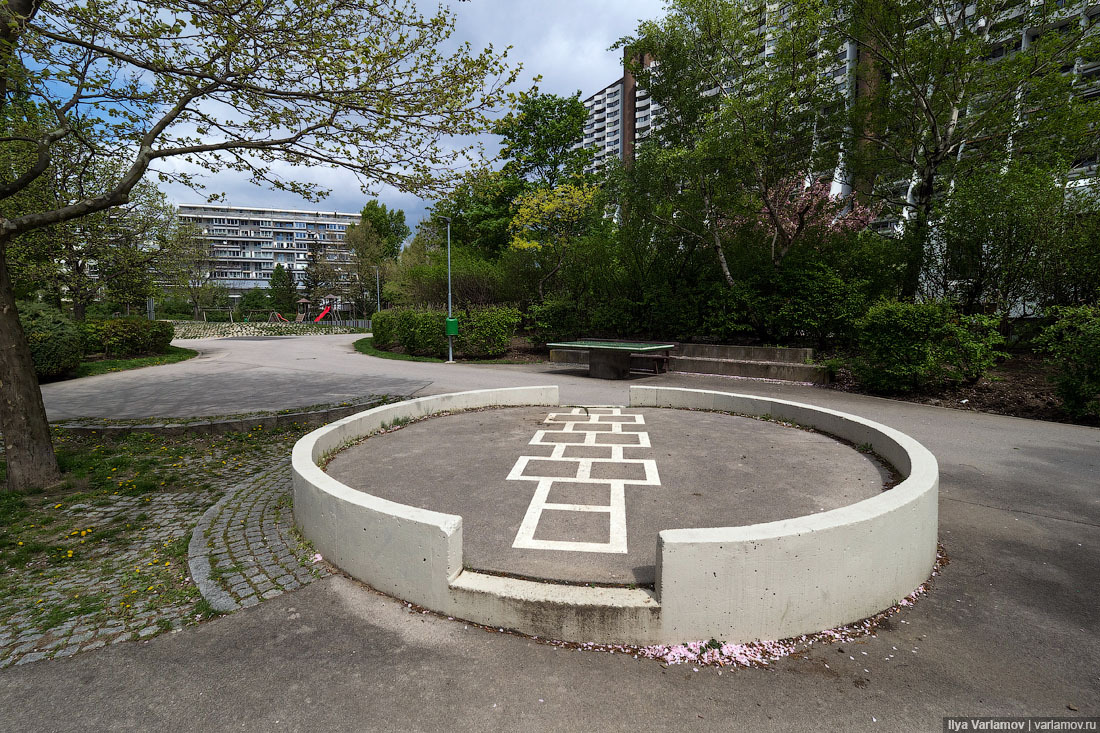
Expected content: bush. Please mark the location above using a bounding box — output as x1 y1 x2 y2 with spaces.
371 308 447 356
457 306 521 358
851 301 1004 394
1039 305 1100 419
79 318 175 357
527 298 586 344
372 306 520 358
18 302 82 380
770 265 868 347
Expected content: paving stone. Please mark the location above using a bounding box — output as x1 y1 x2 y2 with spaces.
15 652 48 665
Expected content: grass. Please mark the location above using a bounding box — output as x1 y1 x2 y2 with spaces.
353 337 445 363
0 422 318 643
74 346 198 378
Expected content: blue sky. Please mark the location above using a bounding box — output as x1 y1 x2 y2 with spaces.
162 0 667 229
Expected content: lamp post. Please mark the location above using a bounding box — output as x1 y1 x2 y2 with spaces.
441 216 454 363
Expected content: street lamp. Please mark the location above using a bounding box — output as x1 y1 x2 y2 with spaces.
440 216 454 363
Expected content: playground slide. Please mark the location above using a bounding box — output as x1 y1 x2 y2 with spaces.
275 312 290 322
313 306 332 323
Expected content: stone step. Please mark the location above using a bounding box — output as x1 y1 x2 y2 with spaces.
668 356 829 384
678 343 815 364
549 349 666 373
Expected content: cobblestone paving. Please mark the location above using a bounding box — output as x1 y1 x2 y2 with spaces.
1 435 330 669
200 460 330 610
0 492 217 669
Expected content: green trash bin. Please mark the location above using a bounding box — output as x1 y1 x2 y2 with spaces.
445 317 459 336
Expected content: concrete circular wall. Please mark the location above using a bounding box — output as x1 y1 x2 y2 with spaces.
292 386 938 645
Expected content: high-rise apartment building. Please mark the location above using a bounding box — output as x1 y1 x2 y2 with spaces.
178 204 358 294
580 2 1098 180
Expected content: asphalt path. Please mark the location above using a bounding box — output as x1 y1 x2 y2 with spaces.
11 333 1099 732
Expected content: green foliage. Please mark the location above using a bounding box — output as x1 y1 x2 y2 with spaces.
769 265 869 347
371 309 447 357
527 298 587 344
430 169 527 259
851 301 1005 394
1039 306 1100 419
494 90 593 187
79 319 174 358
238 288 272 313
372 306 519 358
356 201 410 260
17 302 81 380
267 264 299 315
456 306 521 358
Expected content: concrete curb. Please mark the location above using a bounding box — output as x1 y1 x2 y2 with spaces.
293 387 939 645
55 399 385 438
187 489 243 614
633 386 939 643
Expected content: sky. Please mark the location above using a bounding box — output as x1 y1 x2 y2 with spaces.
162 0 668 230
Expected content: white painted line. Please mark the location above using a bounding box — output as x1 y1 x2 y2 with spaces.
509 407 659 555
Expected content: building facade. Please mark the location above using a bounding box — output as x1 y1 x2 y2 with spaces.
178 204 358 294
580 2 1099 181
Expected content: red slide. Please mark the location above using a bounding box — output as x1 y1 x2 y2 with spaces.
313 306 331 322
275 312 290 322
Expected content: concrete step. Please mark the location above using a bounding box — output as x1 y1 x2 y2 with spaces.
678 343 815 364
548 345 829 384
549 349 666 373
668 356 830 384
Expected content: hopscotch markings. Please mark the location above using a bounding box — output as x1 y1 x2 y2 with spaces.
509 407 659 554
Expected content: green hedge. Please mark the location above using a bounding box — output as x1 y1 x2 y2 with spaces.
80 318 174 357
1039 305 1100 419
18 302 82 380
850 301 1004 394
372 306 520 358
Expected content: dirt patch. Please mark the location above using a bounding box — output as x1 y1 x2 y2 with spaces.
499 336 548 363
830 353 1093 426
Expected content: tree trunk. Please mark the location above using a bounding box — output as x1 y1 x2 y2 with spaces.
901 169 937 299
0 240 61 492
72 300 86 322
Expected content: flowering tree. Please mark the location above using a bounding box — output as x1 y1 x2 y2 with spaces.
758 178 877 266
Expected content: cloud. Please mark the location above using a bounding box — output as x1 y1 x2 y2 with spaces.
162 0 666 228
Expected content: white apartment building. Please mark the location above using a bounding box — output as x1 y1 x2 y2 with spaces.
582 1 1099 180
580 79 626 172
178 204 358 294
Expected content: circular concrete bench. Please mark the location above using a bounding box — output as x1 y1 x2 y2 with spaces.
292 386 938 644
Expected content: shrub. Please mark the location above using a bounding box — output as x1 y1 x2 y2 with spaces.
79 318 175 357
527 298 585 344
851 301 1004 394
770 265 868 347
17 302 82 380
457 306 521 358
371 310 396 349
371 308 447 356
1039 305 1100 419
372 306 520 358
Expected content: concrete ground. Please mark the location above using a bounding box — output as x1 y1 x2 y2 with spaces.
326 406 888 585
12 333 1099 732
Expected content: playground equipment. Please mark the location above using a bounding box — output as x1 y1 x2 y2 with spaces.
201 308 234 323
313 306 332 323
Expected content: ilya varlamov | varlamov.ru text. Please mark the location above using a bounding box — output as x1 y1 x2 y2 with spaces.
944 718 1098 732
